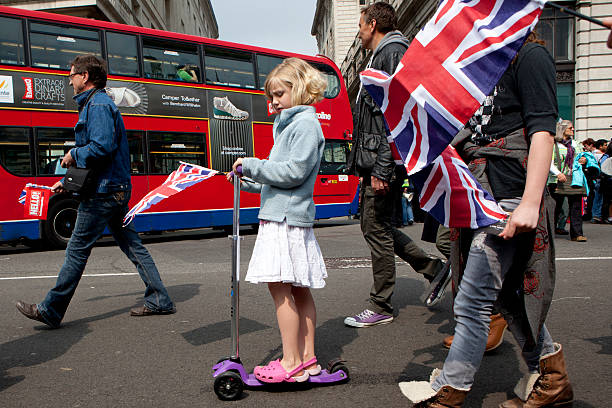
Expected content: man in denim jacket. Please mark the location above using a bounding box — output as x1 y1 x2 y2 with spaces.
16 55 175 328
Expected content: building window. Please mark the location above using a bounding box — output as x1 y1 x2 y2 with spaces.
536 5 574 62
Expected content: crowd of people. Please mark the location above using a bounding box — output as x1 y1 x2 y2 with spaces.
547 120 612 243
12 3 612 408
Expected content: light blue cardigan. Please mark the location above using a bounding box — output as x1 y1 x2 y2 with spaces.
241 105 324 227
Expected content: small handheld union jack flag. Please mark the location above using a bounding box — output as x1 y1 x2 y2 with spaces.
122 162 218 227
18 183 54 205
360 0 546 228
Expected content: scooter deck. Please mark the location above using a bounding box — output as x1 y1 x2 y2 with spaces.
213 359 348 387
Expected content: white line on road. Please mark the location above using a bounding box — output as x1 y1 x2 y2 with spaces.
556 257 612 261
0 272 138 281
1 256 609 281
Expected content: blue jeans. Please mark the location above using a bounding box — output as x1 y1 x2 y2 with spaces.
593 179 603 219
432 201 555 391
402 197 414 225
38 191 174 327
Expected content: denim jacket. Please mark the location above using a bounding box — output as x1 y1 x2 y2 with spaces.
70 88 131 193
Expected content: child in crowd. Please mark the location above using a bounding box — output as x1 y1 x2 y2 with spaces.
226 57 327 383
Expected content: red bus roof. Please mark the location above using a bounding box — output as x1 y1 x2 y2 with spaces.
0 5 337 70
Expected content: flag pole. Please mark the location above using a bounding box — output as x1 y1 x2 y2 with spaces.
547 2 607 28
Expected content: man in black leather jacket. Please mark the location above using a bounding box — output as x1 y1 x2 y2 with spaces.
345 2 444 328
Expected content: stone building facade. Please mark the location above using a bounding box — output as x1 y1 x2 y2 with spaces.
0 0 218 38
313 0 611 142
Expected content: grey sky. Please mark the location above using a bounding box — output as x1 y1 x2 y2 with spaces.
209 0 318 55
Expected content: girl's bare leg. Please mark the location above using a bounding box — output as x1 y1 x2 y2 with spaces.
268 282 303 374
292 286 317 370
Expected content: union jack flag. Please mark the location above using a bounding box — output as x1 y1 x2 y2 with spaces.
411 145 507 228
360 0 545 227
123 162 218 227
18 183 54 204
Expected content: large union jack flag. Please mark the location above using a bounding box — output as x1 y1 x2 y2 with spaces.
411 145 507 228
360 0 545 227
123 162 217 227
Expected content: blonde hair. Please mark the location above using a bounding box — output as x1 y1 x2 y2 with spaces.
264 57 327 107
555 120 573 142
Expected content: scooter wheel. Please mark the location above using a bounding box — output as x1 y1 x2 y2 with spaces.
214 371 244 401
328 360 350 380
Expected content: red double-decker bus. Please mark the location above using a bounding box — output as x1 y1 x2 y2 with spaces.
0 6 358 248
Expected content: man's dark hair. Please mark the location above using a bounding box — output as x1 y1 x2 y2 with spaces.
595 139 609 150
361 2 397 34
71 55 107 89
582 138 595 146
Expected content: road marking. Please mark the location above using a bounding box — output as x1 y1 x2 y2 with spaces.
0 272 138 280
556 257 612 261
1 256 609 281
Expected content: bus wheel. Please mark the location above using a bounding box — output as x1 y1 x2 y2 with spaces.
44 198 79 249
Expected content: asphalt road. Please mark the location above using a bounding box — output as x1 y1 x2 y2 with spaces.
1 220 610 407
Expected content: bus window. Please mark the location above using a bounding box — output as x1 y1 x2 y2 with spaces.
256 54 283 90
311 62 340 99
0 127 32 175
319 140 349 175
148 131 207 174
106 32 139 76
142 38 200 82
36 128 73 176
127 131 145 174
0 16 25 66
204 47 255 89
29 22 101 70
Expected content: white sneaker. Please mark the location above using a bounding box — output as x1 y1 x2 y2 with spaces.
213 96 249 120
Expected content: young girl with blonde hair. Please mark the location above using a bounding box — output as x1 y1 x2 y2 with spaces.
227 57 327 383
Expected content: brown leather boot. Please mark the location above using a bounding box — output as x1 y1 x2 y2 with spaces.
498 343 573 407
414 386 468 407
443 313 507 351
399 369 468 407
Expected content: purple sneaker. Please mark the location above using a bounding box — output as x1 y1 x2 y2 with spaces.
344 309 393 327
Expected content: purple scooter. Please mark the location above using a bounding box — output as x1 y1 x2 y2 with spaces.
212 166 349 401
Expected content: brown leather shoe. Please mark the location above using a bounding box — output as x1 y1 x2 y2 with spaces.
444 313 507 352
130 305 176 316
16 301 57 328
570 236 587 242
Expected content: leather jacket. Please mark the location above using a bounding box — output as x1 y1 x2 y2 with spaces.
347 31 409 182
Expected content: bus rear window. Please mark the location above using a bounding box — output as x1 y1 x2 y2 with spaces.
311 63 341 99
29 22 101 70
142 39 201 82
256 54 283 90
148 131 207 174
0 127 32 176
319 140 349 175
0 16 25 66
204 47 255 89
106 32 139 77
36 128 74 175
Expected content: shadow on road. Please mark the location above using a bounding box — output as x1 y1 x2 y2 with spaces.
0 283 200 393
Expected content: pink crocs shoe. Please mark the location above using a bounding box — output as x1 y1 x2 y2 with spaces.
254 359 308 383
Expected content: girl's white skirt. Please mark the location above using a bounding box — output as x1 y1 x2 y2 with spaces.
245 220 327 289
